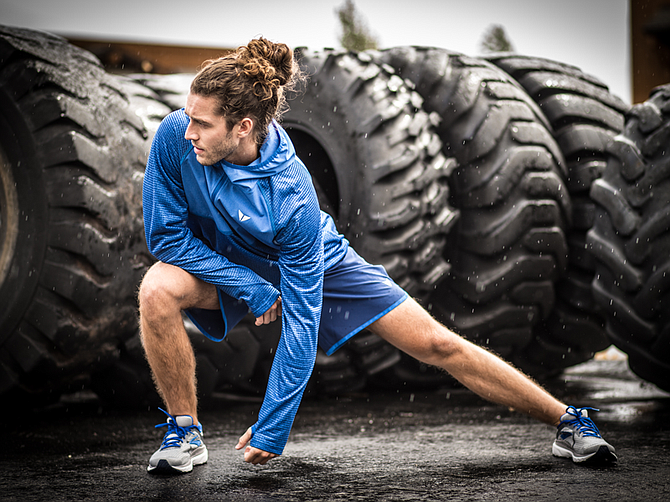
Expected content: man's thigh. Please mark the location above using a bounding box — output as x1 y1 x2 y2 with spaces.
368 296 459 366
141 261 219 311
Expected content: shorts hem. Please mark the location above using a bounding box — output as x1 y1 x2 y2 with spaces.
324 292 408 356
184 289 229 342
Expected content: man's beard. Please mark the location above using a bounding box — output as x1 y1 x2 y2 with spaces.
194 130 236 166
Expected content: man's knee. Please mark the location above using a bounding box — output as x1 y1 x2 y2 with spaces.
419 322 462 365
139 263 185 317
139 262 218 316
371 298 462 365
403 305 464 363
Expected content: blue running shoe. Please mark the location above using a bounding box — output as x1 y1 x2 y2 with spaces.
147 408 208 474
552 406 617 464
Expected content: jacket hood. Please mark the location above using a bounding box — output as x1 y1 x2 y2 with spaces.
220 120 295 183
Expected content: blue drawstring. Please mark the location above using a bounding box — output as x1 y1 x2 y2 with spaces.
560 406 602 438
154 407 194 450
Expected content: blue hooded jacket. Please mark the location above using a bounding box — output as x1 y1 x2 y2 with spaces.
143 109 349 454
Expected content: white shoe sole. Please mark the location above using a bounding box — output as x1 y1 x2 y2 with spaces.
552 443 617 464
147 446 208 474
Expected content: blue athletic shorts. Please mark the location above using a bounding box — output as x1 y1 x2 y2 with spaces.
185 247 408 355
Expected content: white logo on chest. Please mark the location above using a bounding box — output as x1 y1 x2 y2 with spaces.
238 210 251 222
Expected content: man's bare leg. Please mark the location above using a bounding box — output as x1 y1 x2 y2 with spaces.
369 297 566 426
138 262 219 424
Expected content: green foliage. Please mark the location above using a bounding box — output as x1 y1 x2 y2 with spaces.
480 24 515 53
336 0 379 51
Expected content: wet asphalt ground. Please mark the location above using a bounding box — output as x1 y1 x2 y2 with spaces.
3 355 670 501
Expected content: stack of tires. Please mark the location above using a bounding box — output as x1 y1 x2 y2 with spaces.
6 25 669 409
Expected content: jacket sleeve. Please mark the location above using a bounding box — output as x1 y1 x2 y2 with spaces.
249 169 323 454
143 113 279 317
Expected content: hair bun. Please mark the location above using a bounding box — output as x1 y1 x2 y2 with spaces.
240 38 294 87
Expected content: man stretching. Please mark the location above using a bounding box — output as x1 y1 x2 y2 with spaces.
139 37 616 474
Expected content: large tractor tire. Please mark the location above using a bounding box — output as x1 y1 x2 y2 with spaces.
282 48 460 393
286 49 458 298
0 26 151 404
587 84 670 392
487 54 629 376
378 47 572 375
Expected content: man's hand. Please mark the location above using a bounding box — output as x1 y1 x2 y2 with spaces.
235 427 279 465
255 297 282 326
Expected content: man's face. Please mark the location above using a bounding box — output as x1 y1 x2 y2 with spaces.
184 93 239 166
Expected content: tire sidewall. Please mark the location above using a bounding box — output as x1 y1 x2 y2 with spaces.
0 87 47 340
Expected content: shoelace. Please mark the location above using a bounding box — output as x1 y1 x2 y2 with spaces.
154 407 197 450
560 406 602 438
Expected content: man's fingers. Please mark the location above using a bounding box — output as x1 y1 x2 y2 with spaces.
255 298 282 326
235 427 253 450
255 311 273 326
244 446 278 464
235 428 278 464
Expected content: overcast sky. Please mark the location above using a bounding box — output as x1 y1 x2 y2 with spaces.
1 0 631 102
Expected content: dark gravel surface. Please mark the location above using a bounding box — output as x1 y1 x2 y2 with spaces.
4 357 669 501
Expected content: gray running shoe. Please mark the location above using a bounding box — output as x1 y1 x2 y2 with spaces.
552 406 617 464
147 408 208 474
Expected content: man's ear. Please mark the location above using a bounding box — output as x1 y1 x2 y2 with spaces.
237 117 255 138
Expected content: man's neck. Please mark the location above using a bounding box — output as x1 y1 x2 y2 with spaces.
225 137 259 166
